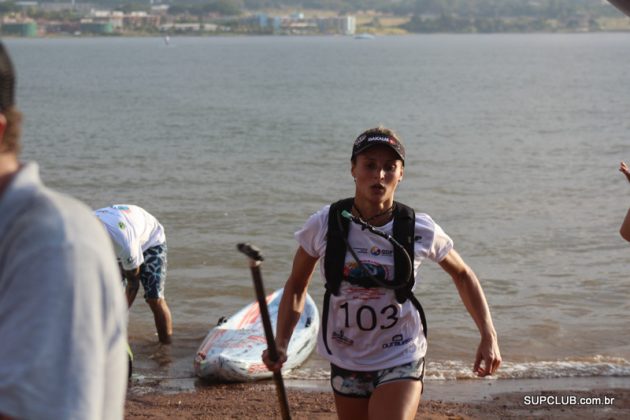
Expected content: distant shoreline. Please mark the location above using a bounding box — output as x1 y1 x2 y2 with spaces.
2 28 630 40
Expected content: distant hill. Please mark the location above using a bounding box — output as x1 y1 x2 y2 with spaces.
9 0 627 33
31 0 627 20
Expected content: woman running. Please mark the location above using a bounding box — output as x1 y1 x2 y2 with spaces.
263 126 501 419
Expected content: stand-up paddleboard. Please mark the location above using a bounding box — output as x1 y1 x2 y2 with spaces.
194 288 319 382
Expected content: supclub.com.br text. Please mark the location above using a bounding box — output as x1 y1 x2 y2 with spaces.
523 395 615 406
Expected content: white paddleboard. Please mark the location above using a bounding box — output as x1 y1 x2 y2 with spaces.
194 288 319 382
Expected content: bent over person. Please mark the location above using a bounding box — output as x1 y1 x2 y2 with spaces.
0 42 128 420
95 204 173 344
263 127 501 419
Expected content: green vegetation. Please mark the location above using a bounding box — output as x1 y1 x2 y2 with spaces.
191 0 618 19
32 0 626 19
3 0 629 35
167 0 243 16
92 0 629 32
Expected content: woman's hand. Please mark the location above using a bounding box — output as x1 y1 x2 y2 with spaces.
620 161 630 183
260 246 318 373
439 249 502 377
262 347 288 372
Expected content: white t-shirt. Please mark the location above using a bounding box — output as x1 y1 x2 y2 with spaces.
0 162 128 420
296 204 453 371
94 204 166 270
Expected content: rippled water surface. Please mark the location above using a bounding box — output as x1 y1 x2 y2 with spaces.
6 33 630 385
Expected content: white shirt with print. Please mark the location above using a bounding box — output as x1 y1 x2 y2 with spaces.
295 204 453 371
94 204 165 270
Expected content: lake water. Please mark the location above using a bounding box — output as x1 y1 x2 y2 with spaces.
4 33 630 390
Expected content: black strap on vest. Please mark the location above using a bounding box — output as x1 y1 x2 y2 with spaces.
321 198 428 355
323 198 353 295
324 198 416 297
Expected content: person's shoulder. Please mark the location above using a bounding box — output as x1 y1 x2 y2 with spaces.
391 200 439 229
412 212 444 238
127 204 159 221
324 197 356 219
39 186 94 220
304 203 331 218
19 186 106 245
296 203 330 234
414 212 436 225
301 204 330 227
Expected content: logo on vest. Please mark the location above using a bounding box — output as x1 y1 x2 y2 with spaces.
370 246 393 256
382 334 412 349
332 330 354 346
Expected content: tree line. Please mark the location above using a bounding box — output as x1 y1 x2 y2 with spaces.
2 0 626 32
3 0 623 19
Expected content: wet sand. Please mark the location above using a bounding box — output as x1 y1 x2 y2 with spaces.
125 377 630 419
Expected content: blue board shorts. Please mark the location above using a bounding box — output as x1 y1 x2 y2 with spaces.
330 358 425 398
139 243 168 300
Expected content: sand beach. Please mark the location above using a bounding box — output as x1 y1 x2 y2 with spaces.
125 377 630 419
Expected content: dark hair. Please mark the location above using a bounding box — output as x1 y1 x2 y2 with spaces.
0 106 22 154
0 43 16 114
0 42 20 154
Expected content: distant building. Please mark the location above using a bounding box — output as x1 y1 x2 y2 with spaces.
316 15 356 35
341 15 356 35
123 11 160 30
254 13 268 28
79 21 113 34
271 16 282 32
1 21 38 36
85 10 122 31
159 22 218 33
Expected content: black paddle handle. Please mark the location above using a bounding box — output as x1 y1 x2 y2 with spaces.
250 264 280 362
237 243 291 420
237 242 264 262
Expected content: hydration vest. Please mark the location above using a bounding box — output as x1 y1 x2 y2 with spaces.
321 197 428 355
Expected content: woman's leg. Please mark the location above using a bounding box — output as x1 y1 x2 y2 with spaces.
334 393 369 420
368 379 422 420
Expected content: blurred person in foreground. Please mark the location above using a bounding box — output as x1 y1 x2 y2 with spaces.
263 126 501 419
619 161 630 242
0 42 128 419
94 204 173 344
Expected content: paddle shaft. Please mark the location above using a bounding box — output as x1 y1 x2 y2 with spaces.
245 254 291 420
